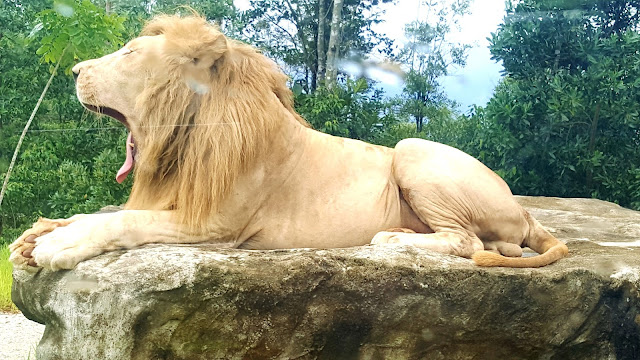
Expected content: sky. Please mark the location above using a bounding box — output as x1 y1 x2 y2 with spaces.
373 0 506 111
233 0 506 112
442 0 506 111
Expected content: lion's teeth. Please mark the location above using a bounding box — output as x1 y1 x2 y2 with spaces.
128 142 135 148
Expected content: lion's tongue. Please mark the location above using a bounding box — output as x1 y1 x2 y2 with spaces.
116 132 134 184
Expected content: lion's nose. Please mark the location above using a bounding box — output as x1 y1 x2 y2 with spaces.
72 64 80 81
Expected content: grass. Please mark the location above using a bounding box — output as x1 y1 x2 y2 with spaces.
0 244 18 312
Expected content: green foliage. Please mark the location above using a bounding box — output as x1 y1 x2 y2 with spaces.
0 245 17 312
293 77 472 150
475 0 640 209
294 78 402 143
490 0 640 78
1 124 132 241
35 0 126 73
400 69 460 133
0 0 128 244
93 0 237 38
0 1 50 168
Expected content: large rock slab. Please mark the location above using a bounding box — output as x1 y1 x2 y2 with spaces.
11 196 640 360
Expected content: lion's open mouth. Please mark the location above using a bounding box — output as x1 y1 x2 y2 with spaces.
82 104 136 184
84 104 128 125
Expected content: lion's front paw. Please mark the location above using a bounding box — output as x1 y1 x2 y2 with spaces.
9 217 68 270
30 227 98 271
9 215 88 271
9 233 40 271
31 213 114 271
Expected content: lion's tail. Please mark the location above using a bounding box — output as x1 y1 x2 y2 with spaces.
472 212 569 268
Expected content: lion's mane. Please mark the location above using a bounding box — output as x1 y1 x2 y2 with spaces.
124 14 309 228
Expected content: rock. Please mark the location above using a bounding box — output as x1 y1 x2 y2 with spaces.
12 196 640 360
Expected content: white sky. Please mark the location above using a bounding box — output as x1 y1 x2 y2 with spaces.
375 0 506 111
446 0 506 111
233 0 506 111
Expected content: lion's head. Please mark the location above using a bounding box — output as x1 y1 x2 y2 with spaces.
73 14 309 228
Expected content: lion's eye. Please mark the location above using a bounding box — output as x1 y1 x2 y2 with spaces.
122 48 136 55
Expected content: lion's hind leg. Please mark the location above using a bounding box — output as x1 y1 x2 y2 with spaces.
9 215 86 269
371 229 483 258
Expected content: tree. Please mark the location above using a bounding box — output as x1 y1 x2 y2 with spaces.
474 0 640 209
324 0 344 89
0 0 51 166
0 0 126 235
316 0 327 85
490 0 640 78
92 0 237 29
242 0 392 92
394 0 471 132
294 78 401 142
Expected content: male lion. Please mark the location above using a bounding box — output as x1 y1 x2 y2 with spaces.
10 14 568 271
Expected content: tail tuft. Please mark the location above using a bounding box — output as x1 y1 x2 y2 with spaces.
472 251 507 267
472 243 568 268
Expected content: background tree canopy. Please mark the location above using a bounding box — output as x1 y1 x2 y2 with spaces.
1 0 639 245
481 0 640 207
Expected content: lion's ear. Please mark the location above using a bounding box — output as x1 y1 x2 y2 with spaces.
168 31 228 89
187 33 227 70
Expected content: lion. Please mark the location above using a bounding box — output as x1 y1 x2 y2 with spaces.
9 14 568 271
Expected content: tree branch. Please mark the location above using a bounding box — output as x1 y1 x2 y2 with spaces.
265 15 301 50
